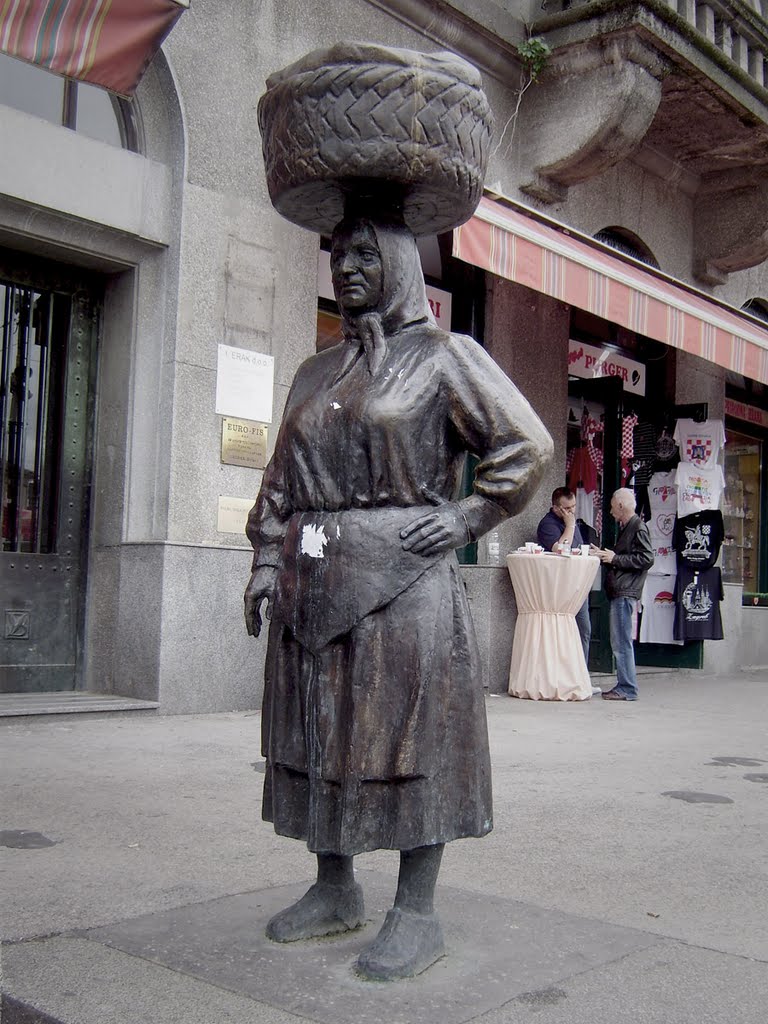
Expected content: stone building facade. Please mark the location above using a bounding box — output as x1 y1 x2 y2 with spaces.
2 0 768 712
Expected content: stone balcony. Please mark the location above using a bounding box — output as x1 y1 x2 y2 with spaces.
373 0 768 281
519 0 768 281
535 0 768 112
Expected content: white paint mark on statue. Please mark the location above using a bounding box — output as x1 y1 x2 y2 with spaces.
301 524 329 558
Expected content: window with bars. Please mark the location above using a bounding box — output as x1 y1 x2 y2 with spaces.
0 281 70 554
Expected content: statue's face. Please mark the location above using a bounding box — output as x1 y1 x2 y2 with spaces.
331 224 383 312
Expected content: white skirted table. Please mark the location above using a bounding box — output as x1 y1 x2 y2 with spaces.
506 552 600 701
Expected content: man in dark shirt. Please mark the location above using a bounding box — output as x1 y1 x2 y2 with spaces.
590 488 654 701
537 487 598 693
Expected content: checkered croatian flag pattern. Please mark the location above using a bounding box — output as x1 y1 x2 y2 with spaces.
685 437 713 466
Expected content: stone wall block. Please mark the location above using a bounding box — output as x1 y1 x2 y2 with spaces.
484 277 569 519
674 349 725 420
156 545 266 714
224 236 276 342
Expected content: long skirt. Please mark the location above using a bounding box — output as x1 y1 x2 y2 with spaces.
261 556 493 855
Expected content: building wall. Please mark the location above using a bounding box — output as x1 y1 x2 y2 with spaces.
144 0 509 711
464 280 571 692
2 0 766 709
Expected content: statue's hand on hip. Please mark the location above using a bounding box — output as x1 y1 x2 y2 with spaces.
244 566 278 637
400 501 468 557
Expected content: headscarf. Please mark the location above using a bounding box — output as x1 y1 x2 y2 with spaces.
331 216 435 382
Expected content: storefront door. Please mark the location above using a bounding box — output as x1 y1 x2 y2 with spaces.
566 375 622 672
0 251 99 693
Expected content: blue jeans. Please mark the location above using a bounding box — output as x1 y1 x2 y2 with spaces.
609 597 638 699
575 598 591 668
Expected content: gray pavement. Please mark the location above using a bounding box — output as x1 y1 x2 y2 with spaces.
2 671 768 1023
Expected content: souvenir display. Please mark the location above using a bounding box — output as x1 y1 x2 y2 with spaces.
639 576 683 645
675 462 726 516
673 510 724 571
673 418 725 470
674 566 724 641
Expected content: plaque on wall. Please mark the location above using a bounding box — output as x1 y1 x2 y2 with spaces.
221 417 268 468
217 495 256 535
215 344 274 422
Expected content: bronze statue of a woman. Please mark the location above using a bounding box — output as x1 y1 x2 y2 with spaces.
245 43 552 981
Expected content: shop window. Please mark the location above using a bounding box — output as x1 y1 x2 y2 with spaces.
316 304 342 353
723 427 762 592
565 394 606 539
0 52 139 151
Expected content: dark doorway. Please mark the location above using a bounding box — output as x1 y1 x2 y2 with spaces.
567 375 623 672
0 250 100 692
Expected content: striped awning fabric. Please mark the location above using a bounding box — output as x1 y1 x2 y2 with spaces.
454 196 768 386
0 0 187 97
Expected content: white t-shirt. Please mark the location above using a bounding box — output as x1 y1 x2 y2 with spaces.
675 463 725 515
648 470 677 512
648 508 676 546
574 487 594 529
640 575 684 645
648 476 678 574
649 540 677 576
673 418 725 469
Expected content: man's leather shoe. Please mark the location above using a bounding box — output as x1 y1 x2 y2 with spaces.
602 689 628 700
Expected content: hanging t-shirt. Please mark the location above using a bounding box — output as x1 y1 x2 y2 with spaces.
640 576 683 645
674 566 724 641
621 414 638 459
574 487 594 528
632 421 657 485
648 470 677 511
673 510 724 570
648 508 675 546
647 471 678 573
673 418 725 469
649 540 677 576
655 429 678 464
675 463 725 515
567 446 598 495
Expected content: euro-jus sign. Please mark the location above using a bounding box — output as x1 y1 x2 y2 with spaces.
0 0 188 97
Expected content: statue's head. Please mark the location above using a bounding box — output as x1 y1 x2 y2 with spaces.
330 214 432 332
330 220 383 315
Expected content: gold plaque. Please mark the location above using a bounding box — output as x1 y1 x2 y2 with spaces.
221 417 268 469
217 496 254 535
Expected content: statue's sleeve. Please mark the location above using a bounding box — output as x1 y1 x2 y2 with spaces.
444 333 553 516
245 390 295 574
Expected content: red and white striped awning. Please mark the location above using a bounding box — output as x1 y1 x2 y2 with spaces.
0 0 188 97
453 196 768 386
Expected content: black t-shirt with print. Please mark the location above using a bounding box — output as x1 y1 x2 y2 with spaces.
672 510 724 570
674 566 724 641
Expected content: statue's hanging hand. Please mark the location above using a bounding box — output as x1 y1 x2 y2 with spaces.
244 566 278 637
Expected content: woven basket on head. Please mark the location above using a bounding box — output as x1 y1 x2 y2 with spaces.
258 42 493 236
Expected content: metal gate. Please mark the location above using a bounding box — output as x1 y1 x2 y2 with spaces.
0 252 98 693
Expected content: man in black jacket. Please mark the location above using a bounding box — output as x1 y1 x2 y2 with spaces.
590 489 654 701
